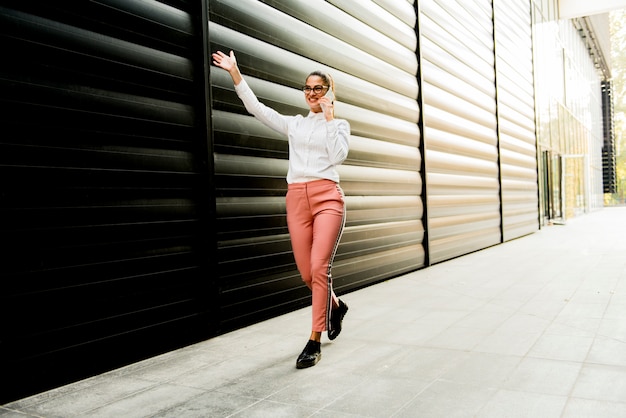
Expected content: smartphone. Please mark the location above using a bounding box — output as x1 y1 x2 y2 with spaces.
321 89 334 112
324 88 335 103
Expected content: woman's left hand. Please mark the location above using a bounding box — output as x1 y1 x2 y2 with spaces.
212 50 237 73
319 97 334 121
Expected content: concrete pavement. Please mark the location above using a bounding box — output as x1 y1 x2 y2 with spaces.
2 207 626 417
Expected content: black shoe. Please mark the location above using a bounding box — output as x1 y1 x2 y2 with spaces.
296 340 321 369
328 299 348 340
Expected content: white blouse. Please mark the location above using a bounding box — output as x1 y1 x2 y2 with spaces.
234 79 350 184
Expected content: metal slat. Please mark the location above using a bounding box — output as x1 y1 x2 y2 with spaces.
211 0 416 95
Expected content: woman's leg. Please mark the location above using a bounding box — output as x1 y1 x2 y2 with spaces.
309 181 346 333
286 185 314 289
310 209 344 332
287 180 345 332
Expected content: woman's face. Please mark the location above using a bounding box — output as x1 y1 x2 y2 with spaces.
303 75 328 113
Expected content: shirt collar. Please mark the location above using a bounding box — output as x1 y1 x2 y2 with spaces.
307 111 325 120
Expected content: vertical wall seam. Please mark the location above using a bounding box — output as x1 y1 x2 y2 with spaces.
492 0 504 243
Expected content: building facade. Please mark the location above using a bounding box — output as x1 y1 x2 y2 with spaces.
0 0 616 403
533 2 611 222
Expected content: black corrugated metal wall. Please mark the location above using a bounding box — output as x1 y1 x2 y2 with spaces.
209 0 425 331
1 0 539 403
0 0 216 403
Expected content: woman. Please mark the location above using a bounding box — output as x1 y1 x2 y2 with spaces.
212 50 350 369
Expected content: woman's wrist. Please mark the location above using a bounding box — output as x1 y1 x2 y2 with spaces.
230 66 243 85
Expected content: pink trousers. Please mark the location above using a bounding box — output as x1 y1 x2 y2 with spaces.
286 179 346 332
